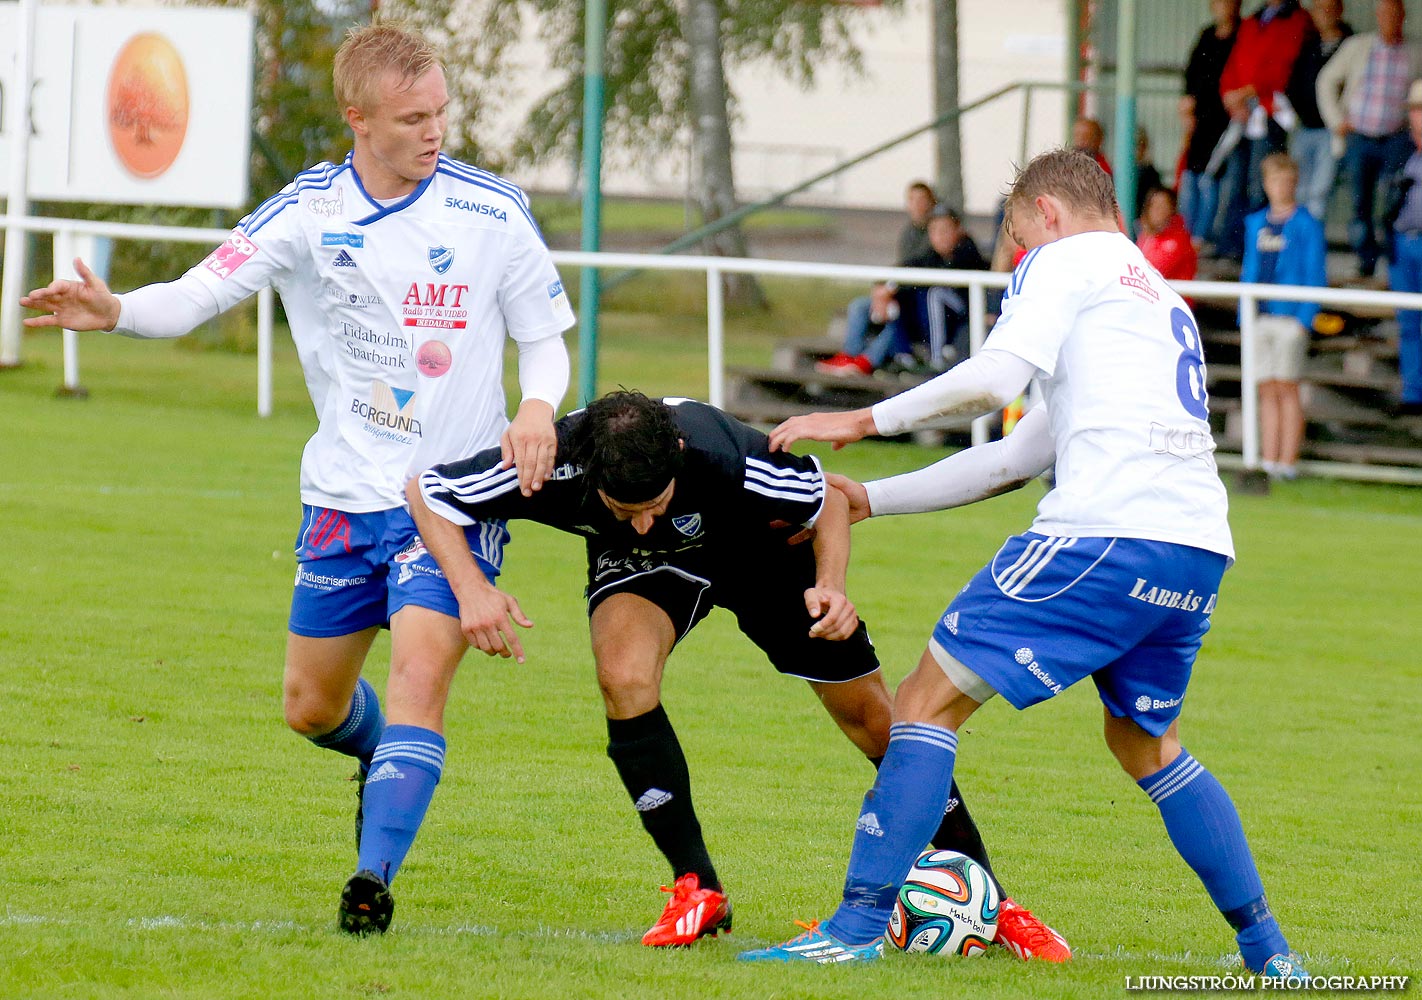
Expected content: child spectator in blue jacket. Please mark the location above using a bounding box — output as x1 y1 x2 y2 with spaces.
1241 152 1327 480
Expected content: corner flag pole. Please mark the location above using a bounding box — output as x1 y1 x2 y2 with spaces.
1 0 38 368
577 0 608 406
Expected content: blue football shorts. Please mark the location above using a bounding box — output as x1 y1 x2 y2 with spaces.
929 532 1229 736
288 504 508 638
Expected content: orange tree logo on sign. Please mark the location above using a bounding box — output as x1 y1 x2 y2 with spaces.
107 33 190 179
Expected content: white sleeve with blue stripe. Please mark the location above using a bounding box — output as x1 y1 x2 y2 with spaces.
113 168 318 337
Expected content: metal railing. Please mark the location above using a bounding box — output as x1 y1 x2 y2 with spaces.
8 214 1422 485
6 214 278 411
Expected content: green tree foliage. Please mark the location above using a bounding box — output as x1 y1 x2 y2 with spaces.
379 0 894 171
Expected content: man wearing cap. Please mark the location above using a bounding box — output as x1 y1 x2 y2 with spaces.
1387 78 1422 416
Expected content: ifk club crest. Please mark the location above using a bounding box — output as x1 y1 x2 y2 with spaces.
428 245 454 275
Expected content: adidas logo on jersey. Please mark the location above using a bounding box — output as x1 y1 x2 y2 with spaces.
855 811 884 837
634 788 673 812
332 249 358 268
366 761 405 784
941 612 960 635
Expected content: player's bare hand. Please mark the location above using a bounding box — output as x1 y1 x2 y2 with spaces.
805 587 858 641
459 585 534 663
20 258 121 332
827 473 872 524
501 399 557 496
769 408 876 452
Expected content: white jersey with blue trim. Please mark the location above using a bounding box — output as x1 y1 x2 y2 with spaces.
182 152 574 512
987 230 1233 559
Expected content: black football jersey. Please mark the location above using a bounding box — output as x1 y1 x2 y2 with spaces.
417 398 826 555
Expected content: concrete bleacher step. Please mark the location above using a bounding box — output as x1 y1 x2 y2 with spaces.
771 338 842 372
725 363 979 443
1206 362 1401 394
1305 439 1422 466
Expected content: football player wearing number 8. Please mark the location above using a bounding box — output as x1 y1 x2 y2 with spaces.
742 148 1306 976
407 391 1066 956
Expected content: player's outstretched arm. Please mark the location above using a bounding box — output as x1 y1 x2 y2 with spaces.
805 485 859 640
501 399 557 497
405 477 533 662
769 407 878 452
865 404 1056 516
827 473 872 525
20 258 121 332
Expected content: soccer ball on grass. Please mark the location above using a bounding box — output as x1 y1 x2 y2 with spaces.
886 849 1000 956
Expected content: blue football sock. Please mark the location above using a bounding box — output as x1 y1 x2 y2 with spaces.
356 724 445 884
309 677 384 769
824 723 958 944
1138 749 1289 970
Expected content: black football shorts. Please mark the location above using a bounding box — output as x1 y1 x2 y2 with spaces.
584 539 879 683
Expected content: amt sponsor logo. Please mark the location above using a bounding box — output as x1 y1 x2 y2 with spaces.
444 196 508 221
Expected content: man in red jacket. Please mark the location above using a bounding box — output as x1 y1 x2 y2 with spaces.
1213 0 1314 261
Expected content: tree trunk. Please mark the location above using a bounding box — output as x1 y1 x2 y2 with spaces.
931 0 964 211
682 0 766 309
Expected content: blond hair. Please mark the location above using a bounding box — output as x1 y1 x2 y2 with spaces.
333 23 439 112
1005 148 1119 228
1259 151 1298 179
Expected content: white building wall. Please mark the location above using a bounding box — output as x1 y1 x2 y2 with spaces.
495 0 1069 215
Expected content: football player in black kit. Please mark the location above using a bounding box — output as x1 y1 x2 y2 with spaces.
406 390 1065 957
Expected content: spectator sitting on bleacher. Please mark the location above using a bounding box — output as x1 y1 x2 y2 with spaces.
893 205 989 372
1138 187 1200 284
817 181 936 376
819 204 986 376
1241 152 1327 480
1073 117 1113 176
1134 127 1167 223
1386 79 1422 418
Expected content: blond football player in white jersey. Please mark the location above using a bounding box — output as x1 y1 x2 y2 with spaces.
740 149 1306 978
20 23 574 936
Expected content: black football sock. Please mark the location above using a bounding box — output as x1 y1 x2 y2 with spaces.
870 756 1004 898
607 704 719 891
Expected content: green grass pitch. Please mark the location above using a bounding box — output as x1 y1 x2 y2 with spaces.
2 323 1419 999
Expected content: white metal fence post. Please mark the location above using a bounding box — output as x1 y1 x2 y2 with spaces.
55 228 96 397
968 282 991 446
707 266 725 408
257 286 274 418
0 0 39 367
1238 291 1259 471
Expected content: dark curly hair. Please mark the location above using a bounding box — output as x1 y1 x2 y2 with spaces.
567 390 684 503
